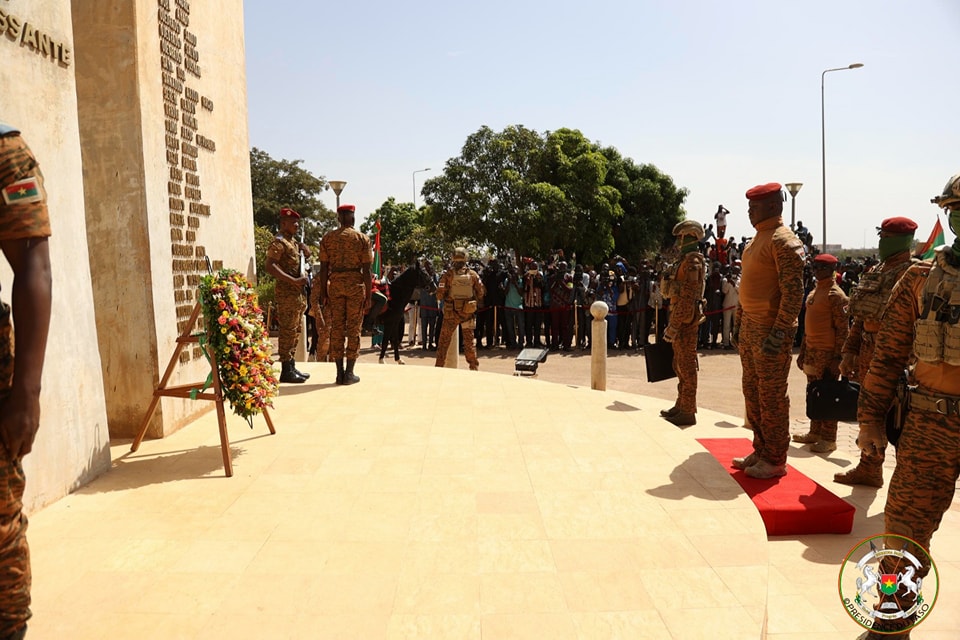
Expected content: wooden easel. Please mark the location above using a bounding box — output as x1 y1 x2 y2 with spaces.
130 301 276 477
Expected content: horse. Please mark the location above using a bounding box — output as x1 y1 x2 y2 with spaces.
899 565 922 598
856 565 879 600
366 261 436 364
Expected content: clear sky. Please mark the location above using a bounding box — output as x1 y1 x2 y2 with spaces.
242 0 960 251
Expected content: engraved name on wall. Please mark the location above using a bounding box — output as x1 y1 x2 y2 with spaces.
158 0 220 363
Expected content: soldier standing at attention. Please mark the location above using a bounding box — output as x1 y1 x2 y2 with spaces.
0 123 53 640
792 254 848 453
434 247 485 370
834 216 918 488
265 207 311 384
853 176 960 638
731 183 805 479
318 204 372 385
660 220 707 427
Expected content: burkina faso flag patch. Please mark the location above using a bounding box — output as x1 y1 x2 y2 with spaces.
2 176 43 205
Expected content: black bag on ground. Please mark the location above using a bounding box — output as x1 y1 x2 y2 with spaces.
806 377 859 422
644 341 676 383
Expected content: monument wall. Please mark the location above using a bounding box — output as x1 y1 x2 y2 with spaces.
0 0 112 510
73 0 255 439
0 0 255 510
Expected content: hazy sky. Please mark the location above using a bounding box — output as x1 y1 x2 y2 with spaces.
242 0 960 251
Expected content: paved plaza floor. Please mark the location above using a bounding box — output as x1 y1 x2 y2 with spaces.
25 345 960 639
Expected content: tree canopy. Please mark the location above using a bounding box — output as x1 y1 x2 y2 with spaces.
359 198 453 267
421 125 688 264
250 147 336 246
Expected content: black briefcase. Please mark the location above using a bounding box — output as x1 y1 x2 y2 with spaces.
806 377 860 422
644 341 676 383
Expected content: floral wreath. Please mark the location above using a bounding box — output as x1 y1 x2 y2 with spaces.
198 269 278 423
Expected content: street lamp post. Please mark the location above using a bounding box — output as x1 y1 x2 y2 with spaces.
785 182 803 231
412 168 431 207
329 180 347 209
821 62 864 253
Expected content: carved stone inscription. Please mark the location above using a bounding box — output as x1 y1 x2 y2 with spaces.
159 0 220 355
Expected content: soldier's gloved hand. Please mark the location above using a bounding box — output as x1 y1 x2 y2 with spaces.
662 324 678 343
857 422 887 455
839 353 858 378
761 328 786 355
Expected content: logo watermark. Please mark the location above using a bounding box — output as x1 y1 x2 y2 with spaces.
838 534 939 634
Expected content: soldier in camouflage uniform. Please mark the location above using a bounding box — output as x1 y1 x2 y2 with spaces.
266 208 311 383
318 204 373 384
0 124 53 640
660 220 707 427
854 176 960 639
731 182 805 479
835 217 918 488
792 254 848 453
435 248 485 370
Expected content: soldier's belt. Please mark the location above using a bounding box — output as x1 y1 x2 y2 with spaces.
330 267 362 273
910 389 960 416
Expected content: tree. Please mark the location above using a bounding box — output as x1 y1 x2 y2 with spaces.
250 147 336 246
358 198 422 266
422 125 547 257
422 125 688 265
600 147 688 261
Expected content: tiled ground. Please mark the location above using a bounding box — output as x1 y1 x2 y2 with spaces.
26 363 960 639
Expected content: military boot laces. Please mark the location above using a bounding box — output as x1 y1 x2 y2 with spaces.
731 452 758 470
744 458 787 479
834 464 883 488
290 359 310 380
279 360 306 384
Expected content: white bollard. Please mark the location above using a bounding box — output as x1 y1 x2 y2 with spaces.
590 301 608 391
444 325 460 369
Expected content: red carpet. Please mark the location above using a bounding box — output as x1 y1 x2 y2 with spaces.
697 438 855 536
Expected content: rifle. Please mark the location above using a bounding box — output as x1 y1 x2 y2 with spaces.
887 368 911 447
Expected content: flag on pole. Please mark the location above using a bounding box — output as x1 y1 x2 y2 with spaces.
373 219 382 277
916 217 945 260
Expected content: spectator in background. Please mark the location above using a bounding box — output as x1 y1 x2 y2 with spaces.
522 261 544 348
501 264 524 349
715 204 730 238
721 264 740 349
419 261 440 350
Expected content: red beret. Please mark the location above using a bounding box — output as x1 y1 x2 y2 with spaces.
337 204 356 214
812 254 838 266
279 207 300 219
878 216 918 235
745 182 783 201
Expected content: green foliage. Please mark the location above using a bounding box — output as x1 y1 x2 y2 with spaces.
250 147 336 246
253 225 276 311
359 198 457 267
422 125 688 265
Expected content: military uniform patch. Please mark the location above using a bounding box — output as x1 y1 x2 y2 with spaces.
2 176 43 206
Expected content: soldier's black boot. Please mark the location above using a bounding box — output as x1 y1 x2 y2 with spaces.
279 360 305 384
343 359 360 385
289 359 310 380
335 358 345 385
